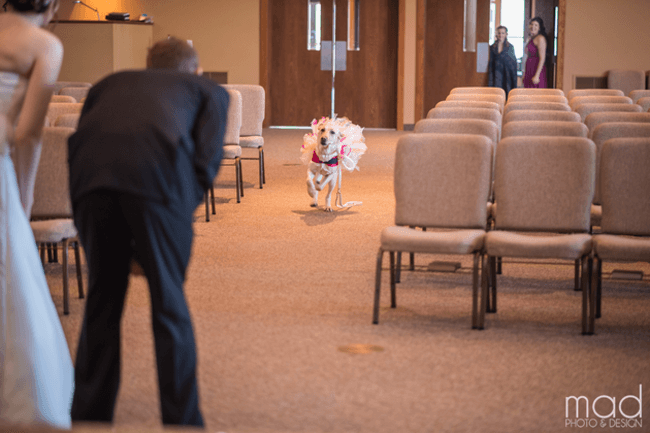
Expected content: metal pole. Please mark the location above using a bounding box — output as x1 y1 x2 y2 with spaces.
331 0 336 119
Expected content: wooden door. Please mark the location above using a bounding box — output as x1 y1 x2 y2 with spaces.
422 0 492 114
265 0 399 128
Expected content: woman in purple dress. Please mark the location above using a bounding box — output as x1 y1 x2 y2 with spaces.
523 17 548 88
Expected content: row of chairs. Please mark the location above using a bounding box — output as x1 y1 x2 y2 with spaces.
374 86 650 334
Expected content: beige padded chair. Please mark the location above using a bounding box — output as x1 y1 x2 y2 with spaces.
567 89 624 101
446 93 505 112
569 95 632 110
509 88 565 97
59 86 90 103
53 113 80 129
414 118 498 145
584 111 650 138
450 86 506 98
223 84 265 188
30 126 84 315
591 137 650 334
205 88 243 219
501 120 588 139
435 100 501 113
52 81 91 94
503 109 581 125
482 136 596 334
628 90 650 104
636 97 650 112
426 107 502 139
373 133 493 329
590 123 650 221
503 101 570 118
507 94 568 105
574 103 642 122
608 69 646 96
45 102 83 126
51 95 76 103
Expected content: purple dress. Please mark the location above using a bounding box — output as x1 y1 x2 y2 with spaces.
523 38 547 88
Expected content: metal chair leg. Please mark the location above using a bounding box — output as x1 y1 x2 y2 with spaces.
574 259 581 291
471 252 480 329
478 254 489 329
596 258 602 319
258 148 264 188
235 157 241 203
204 191 210 222
373 249 384 324
396 252 402 283
62 239 70 315
581 255 593 335
74 241 85 299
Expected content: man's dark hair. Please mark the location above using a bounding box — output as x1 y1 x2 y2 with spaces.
3 0 55 13
146 37 199 74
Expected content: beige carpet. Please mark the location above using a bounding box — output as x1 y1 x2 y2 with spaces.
40 128 649 433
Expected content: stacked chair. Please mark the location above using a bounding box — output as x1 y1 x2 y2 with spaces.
374 86 649 335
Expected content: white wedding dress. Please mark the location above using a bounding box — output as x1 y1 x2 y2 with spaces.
0 72 73 429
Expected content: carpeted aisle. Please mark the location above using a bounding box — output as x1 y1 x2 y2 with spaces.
47 128 649 433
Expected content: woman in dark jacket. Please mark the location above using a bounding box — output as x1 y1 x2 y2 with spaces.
488 25 518 98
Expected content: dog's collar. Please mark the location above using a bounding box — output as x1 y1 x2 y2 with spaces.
312 151 338 166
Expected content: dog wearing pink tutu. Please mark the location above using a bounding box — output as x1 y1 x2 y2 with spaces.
301 116 366 211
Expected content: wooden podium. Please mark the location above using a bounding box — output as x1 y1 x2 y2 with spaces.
51 21 153 84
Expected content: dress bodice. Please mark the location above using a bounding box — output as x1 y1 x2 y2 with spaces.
0 72 27 154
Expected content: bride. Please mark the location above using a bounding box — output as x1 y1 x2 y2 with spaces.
0 0 74 429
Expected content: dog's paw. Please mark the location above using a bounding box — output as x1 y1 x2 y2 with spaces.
310 203 318 208
324 206 333 212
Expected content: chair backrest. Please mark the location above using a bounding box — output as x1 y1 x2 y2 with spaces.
507 94 568 105
493 136 595 233
591 122 650 204
599 137 650 236
503 101 570 118
45 102 83 126
223 84 264 136
574 103 642 122
569 95 632 110
53 113 80 129
446 93 505 112
31 127 75 218
501 120 588 139
503 109 581 124
53 81 92 95
426 107 502 139
567 88 624 101
50 95 76 103
584 111 650 138
628 90 650 104
224 88 242 145
608 69 646 96
450 86 506 98
393 133 493 229
636 97 650 112
509 88 565 98
58 86 90 103
414 118 498 146
435 100 500 112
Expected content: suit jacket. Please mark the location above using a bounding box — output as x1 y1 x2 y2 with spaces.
68 69 229 209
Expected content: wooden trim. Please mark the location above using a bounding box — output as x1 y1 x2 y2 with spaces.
556 0 565 90
397 0 406 130
414 0 426 122
260 0 271 127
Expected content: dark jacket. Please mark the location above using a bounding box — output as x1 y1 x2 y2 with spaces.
488 41 518 98
68 69 228 209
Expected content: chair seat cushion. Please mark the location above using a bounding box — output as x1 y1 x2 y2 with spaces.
239 136 264 148
381 226 485 255
593 234 650 261
222 144 242 159
485 231 592 260
30 219 77 243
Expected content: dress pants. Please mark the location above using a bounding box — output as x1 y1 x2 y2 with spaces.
70 190 203 426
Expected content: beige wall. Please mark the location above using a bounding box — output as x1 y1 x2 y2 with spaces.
58 0 259 85
563 0 650 92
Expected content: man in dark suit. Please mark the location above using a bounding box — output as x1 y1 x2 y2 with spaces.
68 37 229 427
